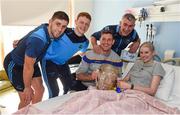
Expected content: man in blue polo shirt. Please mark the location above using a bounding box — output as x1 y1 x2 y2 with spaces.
3 11 69 109
41 12 91 98
91 13 140 56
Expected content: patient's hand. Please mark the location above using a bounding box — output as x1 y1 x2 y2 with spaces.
117 81 131 89
123 76 130 81
13 40 19 48
93 45 103 54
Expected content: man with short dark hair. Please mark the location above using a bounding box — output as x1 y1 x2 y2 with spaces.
3 11 69 109
73 29 123 91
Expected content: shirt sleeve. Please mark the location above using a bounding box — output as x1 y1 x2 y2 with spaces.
25 37 45 58
153 62 166 78
76 55 90 74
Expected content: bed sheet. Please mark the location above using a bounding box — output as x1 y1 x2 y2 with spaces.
34 91 78 111
15 89 180 114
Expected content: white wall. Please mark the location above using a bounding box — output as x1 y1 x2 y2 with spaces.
0 1 3 69
1 0 69 26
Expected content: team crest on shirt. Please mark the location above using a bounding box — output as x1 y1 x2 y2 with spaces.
79 44 83 49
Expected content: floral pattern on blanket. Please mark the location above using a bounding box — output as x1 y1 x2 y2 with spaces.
15 89 180 114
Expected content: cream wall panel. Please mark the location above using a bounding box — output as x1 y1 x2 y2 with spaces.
0 2 4 69
1 0 69 26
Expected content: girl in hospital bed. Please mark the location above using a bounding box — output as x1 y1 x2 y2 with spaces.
117 42 165 96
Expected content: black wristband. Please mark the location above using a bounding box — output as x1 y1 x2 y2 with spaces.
130 84 134 89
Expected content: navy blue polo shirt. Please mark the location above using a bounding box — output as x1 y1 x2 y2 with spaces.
11 24 51 65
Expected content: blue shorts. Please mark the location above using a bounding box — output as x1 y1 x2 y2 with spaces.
3 53 41 92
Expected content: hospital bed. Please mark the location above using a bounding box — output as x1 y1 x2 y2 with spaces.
15 62 180 114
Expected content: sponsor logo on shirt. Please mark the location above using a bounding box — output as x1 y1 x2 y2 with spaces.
79 44 83 49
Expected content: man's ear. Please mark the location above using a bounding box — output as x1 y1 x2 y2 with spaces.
49 19 51 23
49 19 52 24
75 19 77 25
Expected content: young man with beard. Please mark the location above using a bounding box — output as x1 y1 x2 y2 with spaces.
3 11 69 109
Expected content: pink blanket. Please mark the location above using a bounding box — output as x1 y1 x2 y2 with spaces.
15 89 180 114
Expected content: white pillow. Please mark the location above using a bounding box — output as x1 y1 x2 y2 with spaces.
170 66 180 97
155 63 175 101
165 66 180 109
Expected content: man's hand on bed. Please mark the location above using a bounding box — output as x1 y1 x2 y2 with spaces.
91 71 98 80
23 87 33 105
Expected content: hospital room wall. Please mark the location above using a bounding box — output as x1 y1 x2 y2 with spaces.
154 22 180 58
135 22 180 58
0 2 3 70
92 0 180 58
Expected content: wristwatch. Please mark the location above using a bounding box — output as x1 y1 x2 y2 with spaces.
131 84 134 89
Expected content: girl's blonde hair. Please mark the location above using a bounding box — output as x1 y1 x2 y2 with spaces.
139 42 155 52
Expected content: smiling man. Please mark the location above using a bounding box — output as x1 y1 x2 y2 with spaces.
74 29 123 91
3 11 69 109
